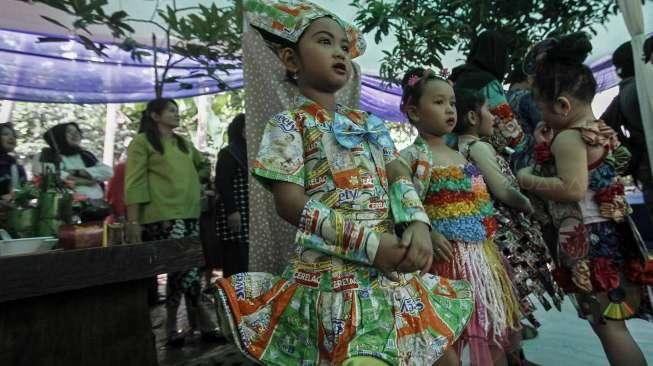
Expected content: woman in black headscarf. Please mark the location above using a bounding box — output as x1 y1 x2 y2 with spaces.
214 113 249 277
450 31 533 172
32 122 113 201
0 123 26 199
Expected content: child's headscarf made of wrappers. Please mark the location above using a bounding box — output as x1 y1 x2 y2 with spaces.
244 0 366 58
242 0 366 273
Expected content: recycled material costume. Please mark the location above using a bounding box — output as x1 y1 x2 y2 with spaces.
401 137 522 366
215 1 474 365
458 135 565 328
532 120 653 323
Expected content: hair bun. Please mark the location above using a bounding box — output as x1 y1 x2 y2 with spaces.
545 32 592 65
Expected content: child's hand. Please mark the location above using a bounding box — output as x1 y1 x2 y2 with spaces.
373 233 407 281
431 231 453 263
397 221 433 274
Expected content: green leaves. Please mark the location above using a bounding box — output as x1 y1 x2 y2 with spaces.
353 0 618 83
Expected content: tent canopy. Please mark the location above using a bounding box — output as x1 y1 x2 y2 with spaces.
2 0 646 121
0 26 622 122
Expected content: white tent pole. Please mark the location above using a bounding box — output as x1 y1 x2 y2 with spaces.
103 103 119 166
618 0 653 175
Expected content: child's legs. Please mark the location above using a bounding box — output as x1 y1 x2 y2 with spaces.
590 319 646 366
434 348 460 366
585 292 646 366
184 292 217 332
489 345 508 366
180 268 216 332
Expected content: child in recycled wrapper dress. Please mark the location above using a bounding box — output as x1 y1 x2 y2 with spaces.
453 87 564 329
399 67 523 366
215 1 474 365
518 32 651 366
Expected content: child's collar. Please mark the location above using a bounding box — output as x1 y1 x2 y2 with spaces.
295 95 367 125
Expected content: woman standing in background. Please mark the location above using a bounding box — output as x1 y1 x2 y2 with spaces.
214 113 249 277
125 98 220 347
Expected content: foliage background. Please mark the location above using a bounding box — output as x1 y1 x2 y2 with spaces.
3 91 244 174
351 0 633 82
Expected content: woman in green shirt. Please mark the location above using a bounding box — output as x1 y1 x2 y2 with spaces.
125 98 219 346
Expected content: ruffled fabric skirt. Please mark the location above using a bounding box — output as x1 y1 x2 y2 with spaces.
553 221 653 322
215 266 474 366
431 240 522 366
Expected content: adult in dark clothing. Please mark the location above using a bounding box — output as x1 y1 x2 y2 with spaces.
450 31 533 173
215 114 249 278
601 42 649 203
644 36 652 64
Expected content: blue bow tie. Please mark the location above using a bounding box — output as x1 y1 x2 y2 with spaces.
333 113 395 150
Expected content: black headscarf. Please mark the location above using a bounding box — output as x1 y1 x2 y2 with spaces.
225 114 247 168
0 123 26 195
450 30 510 89
645 36 653 64
613 41 634 79
40 123 98 167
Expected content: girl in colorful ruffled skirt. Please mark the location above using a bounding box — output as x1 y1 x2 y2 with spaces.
400 68 522 365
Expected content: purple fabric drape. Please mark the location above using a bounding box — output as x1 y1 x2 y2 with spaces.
0 28 619 122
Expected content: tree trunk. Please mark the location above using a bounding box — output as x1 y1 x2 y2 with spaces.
0 100 15 124
103 104 120 166
195 94 212 149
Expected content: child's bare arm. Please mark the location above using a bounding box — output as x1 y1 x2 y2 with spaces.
270 181 308 226
518 129 587 202
470 142 532 213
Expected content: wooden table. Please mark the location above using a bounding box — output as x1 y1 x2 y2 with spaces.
0 238 205 366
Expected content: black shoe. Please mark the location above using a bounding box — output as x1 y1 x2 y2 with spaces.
201 330 226 343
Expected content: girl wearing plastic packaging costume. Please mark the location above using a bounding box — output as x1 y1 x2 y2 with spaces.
399 68 523 366
518 33 651 366
215 1 474 365
453 88 564 328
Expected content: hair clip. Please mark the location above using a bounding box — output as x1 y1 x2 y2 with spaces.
439 68 450 78
407 75 421 87
407 68 433 87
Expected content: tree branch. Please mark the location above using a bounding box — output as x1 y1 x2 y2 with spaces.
124 18 168 33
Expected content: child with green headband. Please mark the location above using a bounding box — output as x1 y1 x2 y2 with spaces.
215 1 473 365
